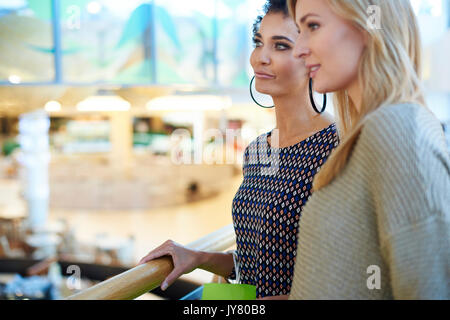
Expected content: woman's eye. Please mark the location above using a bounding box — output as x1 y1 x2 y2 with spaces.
275 43 289 50
252 39 262 48
308 22 320 31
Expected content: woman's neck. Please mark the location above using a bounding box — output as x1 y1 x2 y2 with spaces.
272 90 321 142
347 79 362 113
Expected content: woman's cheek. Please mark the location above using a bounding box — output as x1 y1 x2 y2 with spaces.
280 60 299 82
310 35 325 63
250 51 257 70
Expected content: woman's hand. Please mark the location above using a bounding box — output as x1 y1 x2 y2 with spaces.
138 240 202 291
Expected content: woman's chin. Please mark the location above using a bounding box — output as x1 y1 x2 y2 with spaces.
315 88 328 94
312 81 329 94
254 87 272 95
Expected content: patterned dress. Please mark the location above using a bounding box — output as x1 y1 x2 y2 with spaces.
229 123 339 298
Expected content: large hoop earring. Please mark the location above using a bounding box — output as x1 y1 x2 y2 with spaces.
309 78 327 114
250 75 274 109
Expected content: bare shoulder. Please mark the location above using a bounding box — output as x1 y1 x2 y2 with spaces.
315 112 336 131
320 112 335 125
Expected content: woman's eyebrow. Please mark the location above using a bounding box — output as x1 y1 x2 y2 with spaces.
253 33 294 43
300 13 320 24
271 35 294 43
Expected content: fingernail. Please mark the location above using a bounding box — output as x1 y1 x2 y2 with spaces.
161 282 167 291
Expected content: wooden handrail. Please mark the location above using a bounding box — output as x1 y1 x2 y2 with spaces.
66 224 236 300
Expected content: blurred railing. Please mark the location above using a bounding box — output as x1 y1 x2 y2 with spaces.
66 224 235 300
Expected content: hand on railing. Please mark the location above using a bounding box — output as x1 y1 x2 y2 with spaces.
66 224 236 300
138 240 202 291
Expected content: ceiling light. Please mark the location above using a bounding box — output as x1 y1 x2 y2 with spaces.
76 96 131 112
45 101 62 112
87 1 102 14
147 95 232 111
8 75 21 84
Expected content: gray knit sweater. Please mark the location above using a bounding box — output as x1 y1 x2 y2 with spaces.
289 103 450 300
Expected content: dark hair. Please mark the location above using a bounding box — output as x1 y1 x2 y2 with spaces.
252 0 290 36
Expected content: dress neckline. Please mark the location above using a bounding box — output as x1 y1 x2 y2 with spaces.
266 123 336 150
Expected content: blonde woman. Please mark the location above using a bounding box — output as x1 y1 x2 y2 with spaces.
283 0 449 299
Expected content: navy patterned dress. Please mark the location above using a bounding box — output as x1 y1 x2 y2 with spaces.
229 123 339 298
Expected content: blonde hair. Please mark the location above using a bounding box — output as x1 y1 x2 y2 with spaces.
288 0 426 190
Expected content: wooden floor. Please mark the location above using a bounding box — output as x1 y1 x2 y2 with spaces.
48 175 243 286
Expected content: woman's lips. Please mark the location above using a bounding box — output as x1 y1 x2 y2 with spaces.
308 64 321 78
255 72 275 79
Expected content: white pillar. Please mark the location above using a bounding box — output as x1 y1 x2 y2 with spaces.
109 111 133 172
192 111 204 165
18 110 50 230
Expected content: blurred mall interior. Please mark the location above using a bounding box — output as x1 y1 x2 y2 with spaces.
0 0 449 300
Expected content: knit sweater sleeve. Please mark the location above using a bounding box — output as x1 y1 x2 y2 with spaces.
363 103 450 299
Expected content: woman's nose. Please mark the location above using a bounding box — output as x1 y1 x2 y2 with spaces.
256 48 271 65
293 34 310 59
